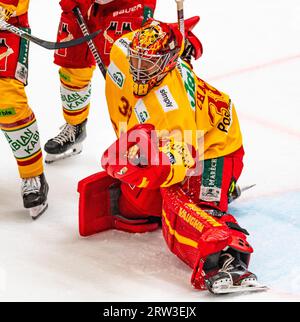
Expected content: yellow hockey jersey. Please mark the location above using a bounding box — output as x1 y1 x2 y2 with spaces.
105 32 243 187
0 0 29 17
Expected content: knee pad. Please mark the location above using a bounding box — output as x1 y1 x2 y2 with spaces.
78 171 120 236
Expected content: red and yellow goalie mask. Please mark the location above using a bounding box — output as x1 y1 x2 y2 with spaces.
128 20 183 96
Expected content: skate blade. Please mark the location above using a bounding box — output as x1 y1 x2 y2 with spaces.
29 202 48 220
211 284 268 295
45 143 83 164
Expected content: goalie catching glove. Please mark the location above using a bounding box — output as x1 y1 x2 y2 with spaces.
101 124 173 189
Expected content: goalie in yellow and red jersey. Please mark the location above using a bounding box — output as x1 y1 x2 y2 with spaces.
0 0 48 219
78 20 266 294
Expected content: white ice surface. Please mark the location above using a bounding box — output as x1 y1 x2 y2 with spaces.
0 0 299 301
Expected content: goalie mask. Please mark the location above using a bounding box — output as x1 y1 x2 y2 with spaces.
128 20 183 96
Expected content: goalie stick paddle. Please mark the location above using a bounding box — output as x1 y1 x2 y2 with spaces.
0 19 101 50
73 6 107 78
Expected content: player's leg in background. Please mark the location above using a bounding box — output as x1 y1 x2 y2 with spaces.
44 4 96 163
0 79 44 179
0 13 48 219
44 0 159 164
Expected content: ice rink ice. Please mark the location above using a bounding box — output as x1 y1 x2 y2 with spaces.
0 0 299 301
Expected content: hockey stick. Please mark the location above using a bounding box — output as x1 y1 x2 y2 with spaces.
241 184 256 193
73 7 107 78
0 19 101 50
175 0 185 39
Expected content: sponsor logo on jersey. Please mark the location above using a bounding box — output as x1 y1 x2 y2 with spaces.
196 79 232 131
13 30 30 88
59 70 71 82
143 6 154 23
161 140 195 169
200 158 224 202
217 100 233 133
155 86 178 113
133 99 150 124
113 5 142 17
0 108 16 117
108 62 125 89
115 37 130 56
180 60 196 111
61 83 92 111
165 151 176 165
3 120 41 159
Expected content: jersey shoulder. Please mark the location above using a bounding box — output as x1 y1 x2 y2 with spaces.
110 32 135 60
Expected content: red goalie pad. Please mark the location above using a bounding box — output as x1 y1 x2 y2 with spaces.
161 184 253 290
78 171 119 236
78 171 161 236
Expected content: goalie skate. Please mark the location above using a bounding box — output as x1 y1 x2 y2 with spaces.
44 120 87 164
209 281 268 295
205 253 268 295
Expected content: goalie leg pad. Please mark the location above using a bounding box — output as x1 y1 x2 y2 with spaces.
161 186 231 268
78 172 161 236
78 171 118 236
161 185 253 290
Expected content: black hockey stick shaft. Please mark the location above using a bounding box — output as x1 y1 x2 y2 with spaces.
0 19 101 50
73 7 107 78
